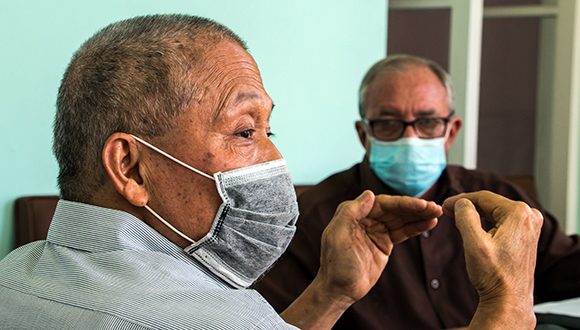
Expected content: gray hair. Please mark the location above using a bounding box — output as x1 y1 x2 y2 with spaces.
358 54 454 117
54 14 247 202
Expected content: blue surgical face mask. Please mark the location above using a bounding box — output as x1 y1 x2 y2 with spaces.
369 137 447 197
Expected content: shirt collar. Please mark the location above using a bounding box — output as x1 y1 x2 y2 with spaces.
444 165 466 195
47 200 198 266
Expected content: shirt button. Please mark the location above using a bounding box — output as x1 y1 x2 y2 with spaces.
430 279 440 290
422 231 430 238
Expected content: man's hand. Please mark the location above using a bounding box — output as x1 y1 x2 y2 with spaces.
282 190 441 329
443 191 544 329
317 190 441 305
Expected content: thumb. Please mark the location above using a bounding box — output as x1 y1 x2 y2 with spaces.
333 190 376 224
353 190 376 219
453 198 486 244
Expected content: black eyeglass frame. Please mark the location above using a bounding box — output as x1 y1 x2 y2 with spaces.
363 111 455 141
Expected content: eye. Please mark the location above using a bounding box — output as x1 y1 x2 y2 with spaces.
236 129 255 139
374 120 403 131
267 130 275 138
418 118 443 129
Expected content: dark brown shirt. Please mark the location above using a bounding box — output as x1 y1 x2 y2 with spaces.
254 161 580 329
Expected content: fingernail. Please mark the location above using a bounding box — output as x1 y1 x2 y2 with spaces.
455 198 470 209
358 190 372 202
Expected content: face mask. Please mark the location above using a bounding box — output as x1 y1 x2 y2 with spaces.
369 137 446 197
131 135 299 289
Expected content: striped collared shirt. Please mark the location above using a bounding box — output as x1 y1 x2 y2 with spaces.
0 200 296 329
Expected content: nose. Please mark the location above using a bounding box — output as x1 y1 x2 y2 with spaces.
401 124 419 138
260 136 283 162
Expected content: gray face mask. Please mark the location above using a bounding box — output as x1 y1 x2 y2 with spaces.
131 135 299 288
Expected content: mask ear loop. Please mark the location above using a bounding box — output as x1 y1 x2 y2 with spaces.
144 205 196 244
130 134 215 181
129 134 214 244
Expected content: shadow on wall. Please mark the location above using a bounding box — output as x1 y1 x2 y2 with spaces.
1 202 15 258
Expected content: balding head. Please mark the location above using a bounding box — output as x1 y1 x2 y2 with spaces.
54 14 246 203
358 54 454 117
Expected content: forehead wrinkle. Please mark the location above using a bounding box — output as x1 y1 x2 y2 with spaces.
195 54 263 123
194 49 255 88
212 77 266 122
215 61 263 88
202 51 260 83
211 59 264 118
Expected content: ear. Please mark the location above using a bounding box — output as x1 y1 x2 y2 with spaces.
101 133 149 207
355 120 370 152
445 115 463 153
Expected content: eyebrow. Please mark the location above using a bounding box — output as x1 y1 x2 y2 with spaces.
234 91 260 105
233 91 275 113
213 91 275 123
377 108 400 117
376 108 438 117
234 91 275 114
416 109 438 116
213 91 262 122
268 102 275 121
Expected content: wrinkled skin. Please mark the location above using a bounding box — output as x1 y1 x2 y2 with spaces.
444 191 544 329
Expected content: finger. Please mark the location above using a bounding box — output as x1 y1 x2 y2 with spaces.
531 208 544 233
528 208 544 243
334 190 376 222
364 222 393 255
497 206 544 241
453 198 487 243
369 198 441 232
444 191 515 224
370 195 443 219
374 213 440 234
389 218 438 244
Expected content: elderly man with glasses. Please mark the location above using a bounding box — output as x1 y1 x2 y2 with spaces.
255 54 580 329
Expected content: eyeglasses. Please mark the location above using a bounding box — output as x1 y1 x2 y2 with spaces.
363 111 455 141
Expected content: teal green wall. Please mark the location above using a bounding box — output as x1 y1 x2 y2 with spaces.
0 1 386 258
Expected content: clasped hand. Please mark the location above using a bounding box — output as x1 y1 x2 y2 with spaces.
316 190 543 327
